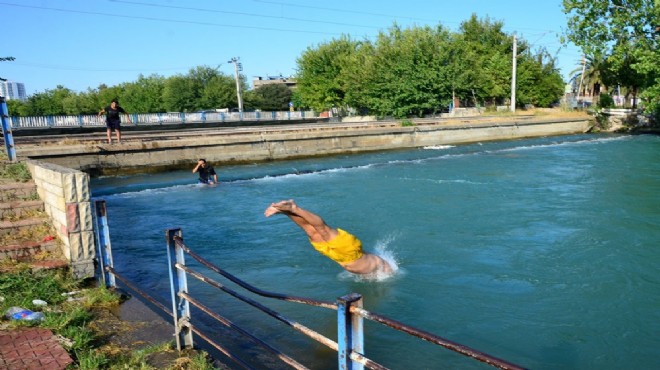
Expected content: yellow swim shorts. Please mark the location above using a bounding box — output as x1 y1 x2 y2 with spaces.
310 228 364 264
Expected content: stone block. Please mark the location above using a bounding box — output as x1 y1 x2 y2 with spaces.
63 173 77 203
66 203 80 233
43 190 66 213
75 172 90 202
71 259 95 279
78 201 94 232
68 231 96 260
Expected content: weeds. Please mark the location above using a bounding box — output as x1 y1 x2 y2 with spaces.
0 221 54 245
0 269 215 369
0 161 32 182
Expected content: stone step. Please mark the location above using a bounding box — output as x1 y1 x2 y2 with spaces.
0 182 38 202
0 238 68 273
0 240 60 261
0 200 45 220
0 217 51 236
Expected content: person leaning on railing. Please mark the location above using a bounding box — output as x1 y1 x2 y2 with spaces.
98 99 131 144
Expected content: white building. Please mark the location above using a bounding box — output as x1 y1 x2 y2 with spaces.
0 81 27 101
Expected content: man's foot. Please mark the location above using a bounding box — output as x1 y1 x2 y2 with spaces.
264 204 280 217
264 200 296 217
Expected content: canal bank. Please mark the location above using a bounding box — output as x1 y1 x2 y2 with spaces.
15 114 592 177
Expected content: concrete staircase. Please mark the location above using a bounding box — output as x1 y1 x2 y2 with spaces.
0 181 68 272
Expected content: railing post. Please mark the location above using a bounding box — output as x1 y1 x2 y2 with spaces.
166 228 193 350
93 200 115 287
337 293 364 370
0 97 16 162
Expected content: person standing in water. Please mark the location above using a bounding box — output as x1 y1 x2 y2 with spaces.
264 199 393 276
192 159 218 184
98 99 131 144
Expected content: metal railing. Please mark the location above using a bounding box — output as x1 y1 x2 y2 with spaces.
94 200 527 370
9 110 316 129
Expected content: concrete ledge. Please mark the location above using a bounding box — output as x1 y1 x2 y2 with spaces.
20 118 592 177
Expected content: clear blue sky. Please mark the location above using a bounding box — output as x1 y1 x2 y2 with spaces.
0 0 583 96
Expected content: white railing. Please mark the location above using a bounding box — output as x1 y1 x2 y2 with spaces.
8 110 317 129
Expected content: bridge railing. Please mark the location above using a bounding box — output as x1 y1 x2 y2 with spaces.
9 110 316 129
93 200 527 370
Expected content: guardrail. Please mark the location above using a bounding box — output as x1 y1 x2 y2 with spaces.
9 110 316 129
94 200 527 370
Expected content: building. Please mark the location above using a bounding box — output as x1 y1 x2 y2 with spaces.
253 75 297 89
0 81 27 101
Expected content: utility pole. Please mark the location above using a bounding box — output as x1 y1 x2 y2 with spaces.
510 34 517 113
228 57 244 113
577 55 586 106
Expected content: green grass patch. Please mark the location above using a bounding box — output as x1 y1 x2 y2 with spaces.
0 268 215 369
0 161 32 182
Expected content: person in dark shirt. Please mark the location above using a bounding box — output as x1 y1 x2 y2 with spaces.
192 158 218 184
98 99 131 144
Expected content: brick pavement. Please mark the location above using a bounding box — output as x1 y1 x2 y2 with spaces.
0 328 73 370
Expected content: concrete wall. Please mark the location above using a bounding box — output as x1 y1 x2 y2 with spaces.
26 160 95 278
24 118 592 176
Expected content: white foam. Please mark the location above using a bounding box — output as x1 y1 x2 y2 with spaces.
338 233 402 282
423 144 455 150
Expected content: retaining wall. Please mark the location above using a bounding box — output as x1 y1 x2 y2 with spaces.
26 160 95 278
22 118 592 176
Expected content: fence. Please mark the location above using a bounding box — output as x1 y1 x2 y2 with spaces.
8 110 316 129
94 200 527 370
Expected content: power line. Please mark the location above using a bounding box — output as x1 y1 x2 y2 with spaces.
0 1 346 35
7 61 191 73
110 0 380 30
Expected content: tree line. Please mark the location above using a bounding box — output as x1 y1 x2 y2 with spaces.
562 0 659 119
5 66 294 116
294 15 566 118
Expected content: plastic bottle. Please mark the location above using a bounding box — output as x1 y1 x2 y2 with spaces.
24 312 46 321
5 307 45 321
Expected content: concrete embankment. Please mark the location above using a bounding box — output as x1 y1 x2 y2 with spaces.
16 114 593 177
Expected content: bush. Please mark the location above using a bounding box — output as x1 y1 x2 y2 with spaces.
598 93 615 109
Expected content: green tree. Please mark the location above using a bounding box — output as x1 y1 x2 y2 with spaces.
563 0 659 113
295 35 360 112
200 74 240 110
250 84 293 111
358 24 452 117
121 74 165 113
5 99 29 116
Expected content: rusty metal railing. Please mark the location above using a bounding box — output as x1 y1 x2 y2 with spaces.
165 228 528 370
94 199 527 370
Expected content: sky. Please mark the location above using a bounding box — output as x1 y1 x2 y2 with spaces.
0 0 583 96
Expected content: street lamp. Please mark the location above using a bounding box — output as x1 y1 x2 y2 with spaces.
228 57 244 113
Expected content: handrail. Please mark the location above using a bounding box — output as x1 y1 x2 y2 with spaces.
8 110 316 129
169 232 528 370
93 199 527 370
173 235 336 309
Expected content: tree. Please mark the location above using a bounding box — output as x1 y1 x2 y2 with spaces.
563 0 660 113
295 36 360 112
250 84 293 111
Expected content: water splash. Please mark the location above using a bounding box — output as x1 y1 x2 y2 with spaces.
338 233 403 282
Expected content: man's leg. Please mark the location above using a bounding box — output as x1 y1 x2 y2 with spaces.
106 128 112 144
265 200 337 242
116 128 122 144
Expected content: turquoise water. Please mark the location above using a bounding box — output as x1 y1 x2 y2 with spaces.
92 134 660 370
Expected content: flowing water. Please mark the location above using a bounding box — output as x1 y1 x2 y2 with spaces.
91 133 660 370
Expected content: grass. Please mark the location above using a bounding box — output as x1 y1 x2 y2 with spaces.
0 160 32 182
0 268 216 369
